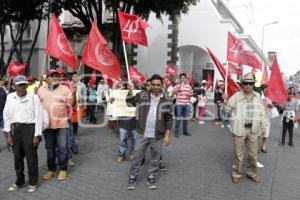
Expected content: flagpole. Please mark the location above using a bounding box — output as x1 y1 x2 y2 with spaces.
225 61 229 95
122 41 131 82
76 60 83 76
40 53 47 77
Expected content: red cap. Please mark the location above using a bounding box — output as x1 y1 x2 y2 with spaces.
56 68 66 76
27 76 34 81
47 69 59 76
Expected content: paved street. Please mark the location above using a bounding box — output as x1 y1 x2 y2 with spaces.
0 115 300 200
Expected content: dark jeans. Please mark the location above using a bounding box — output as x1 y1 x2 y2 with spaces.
43 128 68 171
68 120 78 157
88 103 96 123
175 104 190 134
72 122 78 136
281 117 294 145
12 123 38 186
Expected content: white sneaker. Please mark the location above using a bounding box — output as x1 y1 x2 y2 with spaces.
198 121 205 125
68 159 75 166
221 125 225 128
257 161 264 168
28 185 37 193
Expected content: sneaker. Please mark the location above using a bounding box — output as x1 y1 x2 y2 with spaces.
198 121 205 125
159 163 167 171
57 170 68 181
68 159 75 166
147 175 157 190
128 176 137 190
117 156 124 163
42 170 56 180
8 184 19 192
27 185 37 193
288 143 295 147
256 161 264 168
221 125 225 128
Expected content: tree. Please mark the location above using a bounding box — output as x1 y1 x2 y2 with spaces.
0 0 49 76
53 0 199 60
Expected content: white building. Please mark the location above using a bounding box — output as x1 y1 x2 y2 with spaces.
134 0 267 83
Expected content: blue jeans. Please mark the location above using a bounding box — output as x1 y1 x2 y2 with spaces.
117 128 137 157
43 128 68 171
67 119 78 158
175 104 190 133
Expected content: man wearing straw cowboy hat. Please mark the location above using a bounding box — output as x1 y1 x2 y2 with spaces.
226 72 267 183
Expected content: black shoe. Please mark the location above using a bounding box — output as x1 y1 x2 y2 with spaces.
183 132 192 136
147 175 157 190
159 163 167 171
288 143 294 147
261 148 267 153
128 176 137 190
174 132 179 138
279 143 285 146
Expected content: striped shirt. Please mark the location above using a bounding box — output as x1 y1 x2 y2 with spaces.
174 83 192 105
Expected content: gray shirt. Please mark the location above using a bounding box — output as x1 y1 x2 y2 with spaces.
144 94 161 138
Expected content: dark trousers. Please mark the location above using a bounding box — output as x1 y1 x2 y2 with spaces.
12 123 38 186
192 101 198 119
281 117 294 145
43 128 68 171
88 104 96 123
72 122 78 136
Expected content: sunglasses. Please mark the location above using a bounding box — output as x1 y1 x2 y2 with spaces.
242 82 254 86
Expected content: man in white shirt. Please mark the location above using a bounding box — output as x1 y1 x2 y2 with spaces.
4 75 44 193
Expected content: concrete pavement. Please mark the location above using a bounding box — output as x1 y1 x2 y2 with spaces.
0 117 299 200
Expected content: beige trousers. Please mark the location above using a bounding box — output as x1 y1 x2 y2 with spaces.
232 128 258 178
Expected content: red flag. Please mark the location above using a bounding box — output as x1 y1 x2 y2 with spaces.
207 73 213 89
238 50 261 70
227 32 261 70
118 10 150 47
227 32 245 63
207 48 240 98
165 64 178 76
265 56 287 104
228 62 243 75
7 61 27 77
261 64 269 85
129 66 145 84
163 74 172 87
89 70 97 86
45 14 78 68
82 21 121 80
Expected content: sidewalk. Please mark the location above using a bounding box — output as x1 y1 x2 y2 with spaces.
0 118 299 200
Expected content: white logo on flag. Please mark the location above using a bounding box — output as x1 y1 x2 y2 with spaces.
95 44 114 66
57 33 73 56
230 41 245 59
123 19 140 38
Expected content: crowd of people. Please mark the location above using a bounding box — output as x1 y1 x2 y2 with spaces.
0 69 299 192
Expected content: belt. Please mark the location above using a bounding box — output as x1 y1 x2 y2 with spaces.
244 123 252 128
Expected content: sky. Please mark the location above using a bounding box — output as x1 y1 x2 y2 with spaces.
226 0 300 77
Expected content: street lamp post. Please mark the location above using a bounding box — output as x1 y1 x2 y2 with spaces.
261 21 279 66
